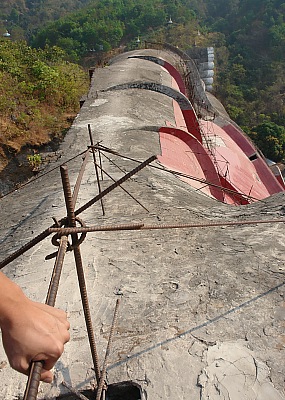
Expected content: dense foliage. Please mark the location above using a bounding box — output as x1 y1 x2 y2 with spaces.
0 39 88 155
202 0 285 160
1 0 285 161
248 122 285 162
30 0 203 61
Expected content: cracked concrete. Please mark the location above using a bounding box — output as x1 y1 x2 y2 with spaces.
199 341 284 400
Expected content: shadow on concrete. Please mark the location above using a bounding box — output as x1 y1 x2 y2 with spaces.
107 279 285 371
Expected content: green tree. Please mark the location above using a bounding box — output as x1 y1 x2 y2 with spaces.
249 122 285 162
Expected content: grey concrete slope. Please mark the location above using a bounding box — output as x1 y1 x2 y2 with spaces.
0 49 284 400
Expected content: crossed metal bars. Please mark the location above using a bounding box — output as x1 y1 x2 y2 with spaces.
1 133 285 398
20 151 156 399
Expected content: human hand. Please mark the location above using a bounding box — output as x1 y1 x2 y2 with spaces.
1 298 70 383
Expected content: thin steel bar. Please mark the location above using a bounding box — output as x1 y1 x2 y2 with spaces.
88 124 105 216
48 218 285 235
93 159 149 212
23 235 68 400
46 236 68 306
96 298 121 400
60 165 101 385
0 150 88 200
74 155 156 217
100 151 127 174
2 215 284 270
62 381 89 400
0 155 156 269
0 228 51 270
98 146 104 181
72 150 90 207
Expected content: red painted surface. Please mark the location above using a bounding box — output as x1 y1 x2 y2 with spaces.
158 59 284 205
171 77 180 91
182 109 202 143
168 73 202 143
276 174 285 189
269 165 285 189
252 158 284 194
162 61 187 95
200 120 282 200
158 127 224 201
222 123 256 156
172 100 187 131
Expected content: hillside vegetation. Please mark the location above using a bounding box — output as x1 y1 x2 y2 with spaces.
0 40 88 171
0 0 285 162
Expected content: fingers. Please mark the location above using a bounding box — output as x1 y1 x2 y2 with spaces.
40 369 53 384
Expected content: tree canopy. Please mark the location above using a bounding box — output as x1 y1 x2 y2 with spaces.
1 0 285 161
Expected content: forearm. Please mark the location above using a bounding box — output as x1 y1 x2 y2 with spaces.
0 271 27 329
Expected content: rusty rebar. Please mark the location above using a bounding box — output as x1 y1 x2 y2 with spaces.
23 235 68 400
46 236 68 305
88 124 105 215
98 147 104 181
2 215 285 270
60 165 101 385
49 223 144 234
0 228 51 270
0 156 156 269
74 155 157 216
96 298 121 400
48 218 285 235
100 150 127 175
61 381 89 400
93 159 149 212
72 150 90 207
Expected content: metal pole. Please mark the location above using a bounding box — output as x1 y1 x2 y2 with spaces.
60 165 101 385
88 124 105 215
98 145 104 181
74 155 156 216
23 235 68 400
93 159 149 212
0 229 51 270
96 298 121 400
72 150 90 208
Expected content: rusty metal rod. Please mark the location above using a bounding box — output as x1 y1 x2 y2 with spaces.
0 156 156 269
0 228 51 270
72 150 90 208
2 216 285 270
100 150 127 175
60 165 101 385
23 235 68 400
98 146 104 181
74 155 157 216
48 218 285 235
62 381 89 400
88 124 105 216
93 159 149 212
96 298 121 400
49 223 144 234
0 149 88 200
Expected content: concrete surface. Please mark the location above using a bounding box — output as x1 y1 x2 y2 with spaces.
0 49 284 399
